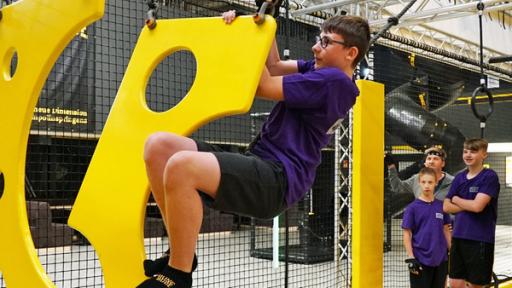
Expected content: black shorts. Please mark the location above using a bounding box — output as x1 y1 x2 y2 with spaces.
409 261 447 288
449 238 495 285
195 140 288 219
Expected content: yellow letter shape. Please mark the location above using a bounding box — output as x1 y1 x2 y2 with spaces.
67 16 276 287
351 80 385 288
0 0 104 287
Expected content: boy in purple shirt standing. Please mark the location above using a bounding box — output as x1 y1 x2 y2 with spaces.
443 138 500 288
137 10 371 288
402 167 451 288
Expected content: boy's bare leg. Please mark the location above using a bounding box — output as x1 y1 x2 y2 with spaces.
449 278 467 288
163 151 221 272
144 132 198 223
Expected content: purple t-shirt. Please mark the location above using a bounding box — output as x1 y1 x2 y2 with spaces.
446 168 500 243
250 60 359 206
402 199 450 267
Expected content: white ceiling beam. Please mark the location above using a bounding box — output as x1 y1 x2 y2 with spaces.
379 3 512 29
485 2 512 13
283 0 511 78
370 0 505 27
290 0 368 17
385 25 512 76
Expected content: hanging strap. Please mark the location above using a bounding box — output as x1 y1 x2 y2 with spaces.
283 2 290 287
470 1 494 138
369 0 418 46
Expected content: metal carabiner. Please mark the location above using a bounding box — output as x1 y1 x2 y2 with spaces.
253 0 270 25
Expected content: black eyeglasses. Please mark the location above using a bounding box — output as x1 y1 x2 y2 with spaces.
315 35 348 49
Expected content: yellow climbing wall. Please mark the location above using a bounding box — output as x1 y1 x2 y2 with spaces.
0 0 105 287
0 0 275 285
67 16 276 287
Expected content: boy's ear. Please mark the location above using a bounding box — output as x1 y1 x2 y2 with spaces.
346 46 359 63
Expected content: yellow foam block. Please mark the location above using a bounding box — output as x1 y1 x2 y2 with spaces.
352 80 385 288
0 1 104 287
67 16 276 287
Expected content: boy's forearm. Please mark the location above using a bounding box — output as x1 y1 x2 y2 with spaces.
387 167 413 195
443 225 452 249
265 40 298 76
266 40 281 74
452 198 475 212
256 67 283 101
453 193 492 213
443 199 463 213
403 230 414 258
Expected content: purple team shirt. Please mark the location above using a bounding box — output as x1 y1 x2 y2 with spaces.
250 60 359 206
402 199 450 267
446 168 500 243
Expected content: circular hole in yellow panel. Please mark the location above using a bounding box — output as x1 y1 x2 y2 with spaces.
146 50 197 113
2 47 18 80
0 171 4 199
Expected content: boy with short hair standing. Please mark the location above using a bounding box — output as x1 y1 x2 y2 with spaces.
443 138 500 288
402 167 451 288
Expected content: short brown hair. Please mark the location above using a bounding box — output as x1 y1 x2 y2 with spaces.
424 146 446 161
321 15 370 68
419 167 437 180
464 138 488 152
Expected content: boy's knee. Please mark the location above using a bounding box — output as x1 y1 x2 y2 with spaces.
144 132 182 162
164 152 197 185
166 150 194 168
449 278 465 288
144 132 167 158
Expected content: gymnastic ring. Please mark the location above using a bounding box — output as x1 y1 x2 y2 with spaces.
470 85 494 123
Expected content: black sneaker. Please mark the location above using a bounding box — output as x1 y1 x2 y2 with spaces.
143 249 198 277
137 265 192 288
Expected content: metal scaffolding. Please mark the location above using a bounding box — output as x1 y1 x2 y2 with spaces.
287 0 512 80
